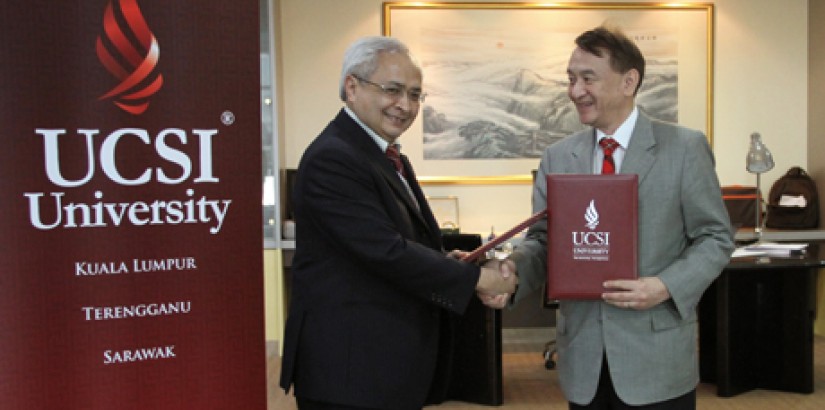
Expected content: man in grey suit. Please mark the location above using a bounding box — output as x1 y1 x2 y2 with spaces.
487 26 734 409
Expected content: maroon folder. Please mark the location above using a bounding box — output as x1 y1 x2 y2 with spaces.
546 174 638 299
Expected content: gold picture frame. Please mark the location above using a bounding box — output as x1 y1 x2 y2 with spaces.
383 2 714 186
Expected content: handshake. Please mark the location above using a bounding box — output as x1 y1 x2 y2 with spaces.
475 258 518 309
447 249 518 309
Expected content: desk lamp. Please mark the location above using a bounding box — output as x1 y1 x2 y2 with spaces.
746 132 774 240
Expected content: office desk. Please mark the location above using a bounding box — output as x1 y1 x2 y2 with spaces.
699 241 825 397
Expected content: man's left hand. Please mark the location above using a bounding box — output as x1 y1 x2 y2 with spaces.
601 277 670 310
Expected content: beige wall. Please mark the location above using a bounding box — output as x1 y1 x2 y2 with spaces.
274 0 809 236
808 1 825 337
810 0 825 208
264 249 282 341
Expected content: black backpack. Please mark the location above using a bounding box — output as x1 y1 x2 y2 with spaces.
765 166 820 229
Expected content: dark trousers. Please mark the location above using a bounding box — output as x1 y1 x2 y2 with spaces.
569 355 696 410
296 397 382 410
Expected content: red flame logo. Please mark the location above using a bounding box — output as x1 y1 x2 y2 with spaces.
96 0 163 115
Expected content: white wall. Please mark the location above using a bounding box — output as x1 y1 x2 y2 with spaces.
275 0 808 236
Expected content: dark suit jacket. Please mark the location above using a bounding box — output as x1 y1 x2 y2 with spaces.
279 109 481 409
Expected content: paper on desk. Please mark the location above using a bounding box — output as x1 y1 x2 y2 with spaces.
731 248 768 258
732 242 808 258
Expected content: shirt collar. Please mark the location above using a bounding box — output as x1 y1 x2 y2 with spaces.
344 106 398 153
595 106 638 149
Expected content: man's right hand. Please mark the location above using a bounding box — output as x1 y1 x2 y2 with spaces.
475 259 517 308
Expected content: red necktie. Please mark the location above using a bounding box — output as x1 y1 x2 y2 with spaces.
386 145 406 178
599 138 619 175
385 144 420 210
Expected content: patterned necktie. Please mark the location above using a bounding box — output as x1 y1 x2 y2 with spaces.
385 144 419 210
386 145 406 178
599 138 620 175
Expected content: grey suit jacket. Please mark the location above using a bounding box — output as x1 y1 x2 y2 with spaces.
510 111 734 405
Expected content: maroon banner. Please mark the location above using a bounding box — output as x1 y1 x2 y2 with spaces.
0 1 265 409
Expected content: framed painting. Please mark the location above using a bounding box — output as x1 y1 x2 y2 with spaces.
426 195 461 230
383 2 714 185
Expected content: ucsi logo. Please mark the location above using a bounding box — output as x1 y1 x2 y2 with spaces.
572 231 610 246
574 199 609 245
96 0 163 115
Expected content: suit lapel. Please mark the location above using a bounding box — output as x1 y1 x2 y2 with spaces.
399 154 442 245
332 110 436 238
570 129 597 174
386 159 424 218
620 112 656 184
378 150 430 228
383 155 441 245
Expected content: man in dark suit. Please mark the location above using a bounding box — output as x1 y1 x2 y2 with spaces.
279 36 516 410
488 26 734 409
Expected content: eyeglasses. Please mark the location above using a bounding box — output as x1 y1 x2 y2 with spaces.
352 75 426 103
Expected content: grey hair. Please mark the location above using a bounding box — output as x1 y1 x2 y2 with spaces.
339 36 421 101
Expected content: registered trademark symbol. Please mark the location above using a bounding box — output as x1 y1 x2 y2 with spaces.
220 111 235 126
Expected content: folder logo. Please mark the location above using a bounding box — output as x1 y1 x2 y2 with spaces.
572 199 610 261
95 0 164 115
584 200 599 230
